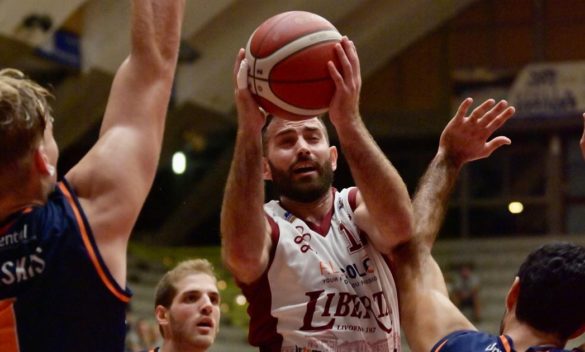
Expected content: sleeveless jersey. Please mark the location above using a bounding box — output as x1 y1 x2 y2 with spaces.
0 179 131 352
432 330 584 352
239 188 401 352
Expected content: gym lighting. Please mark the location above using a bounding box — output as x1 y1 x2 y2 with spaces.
508 201 524 214
172 151 186 175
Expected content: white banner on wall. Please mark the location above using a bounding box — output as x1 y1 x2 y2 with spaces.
508 61 585 118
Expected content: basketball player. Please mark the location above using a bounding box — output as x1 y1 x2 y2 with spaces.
393 99 585 352
0 1 184 350
151 259 221 352
221 37 413 351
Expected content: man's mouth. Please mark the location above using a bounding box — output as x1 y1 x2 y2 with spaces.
293 167 317 174
197 317 214 329
292 162 318 175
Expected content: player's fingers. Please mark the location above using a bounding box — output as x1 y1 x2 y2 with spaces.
335 39 353 81
327 60 343 87
478 100 508 126
484 136 512 157
344 38 361 80
236 59 249 90
486 106 515 132
233 48 245 87
453 98 474 122
469 99 496 120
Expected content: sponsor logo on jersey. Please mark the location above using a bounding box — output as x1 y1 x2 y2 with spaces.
300 289 393 333
320 257 374 278
0 225 34 251
486 343 503 352
0 246 46 286
294 225 314 253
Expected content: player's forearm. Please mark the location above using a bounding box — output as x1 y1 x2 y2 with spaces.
99 0 183 137
337 118 413 242
220 129 268 275
412 150 462 247
130 0 185 74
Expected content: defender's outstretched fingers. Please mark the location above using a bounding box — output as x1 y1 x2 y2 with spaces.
477 100 509 126
486 106 515 132
483 136 512 158
453 98 474 122
469 99 496 120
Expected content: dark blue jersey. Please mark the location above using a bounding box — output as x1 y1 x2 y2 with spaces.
432 330 583 352
0 179 131 352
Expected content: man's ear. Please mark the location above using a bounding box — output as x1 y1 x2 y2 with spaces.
263 157 272 181
34 146 54 177
505 277 520 312
155 305 169 326
329 146 338 171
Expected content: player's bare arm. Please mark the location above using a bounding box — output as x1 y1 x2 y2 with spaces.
65 0 185 286
394 98 515 352
327 37 413 254
220 49 272 285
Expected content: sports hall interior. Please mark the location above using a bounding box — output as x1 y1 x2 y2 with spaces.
2 0 585 350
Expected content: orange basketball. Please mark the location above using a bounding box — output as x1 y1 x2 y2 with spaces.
245 11 342 120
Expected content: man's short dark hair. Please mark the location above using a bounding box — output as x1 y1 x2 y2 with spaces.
515 242 585 340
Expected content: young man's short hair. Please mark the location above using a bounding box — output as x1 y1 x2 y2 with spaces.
154 258 217 309
515 242 585 340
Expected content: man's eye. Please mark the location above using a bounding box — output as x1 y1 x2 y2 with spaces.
185 293 200 302
279 138 295 146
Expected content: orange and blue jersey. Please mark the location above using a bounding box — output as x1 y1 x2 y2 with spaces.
0 179 131 352
432 330 583 352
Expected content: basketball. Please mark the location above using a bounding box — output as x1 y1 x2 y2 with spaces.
245 11 342 120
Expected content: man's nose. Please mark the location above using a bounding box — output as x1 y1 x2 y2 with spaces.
296 138 311 156
200 295 213 315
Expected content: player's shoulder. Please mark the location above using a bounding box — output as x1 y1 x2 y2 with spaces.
432 330 514 352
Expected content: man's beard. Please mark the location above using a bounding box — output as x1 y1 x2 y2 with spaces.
268 157 334 203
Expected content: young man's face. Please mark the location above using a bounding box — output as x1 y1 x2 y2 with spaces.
264 117 337 202
166 273 220 350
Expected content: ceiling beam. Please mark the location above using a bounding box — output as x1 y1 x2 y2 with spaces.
52 69 111 150
336 0 478 79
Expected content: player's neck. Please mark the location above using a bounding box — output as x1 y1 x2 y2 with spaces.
279 188 333 224
0 186 45 222
505 317 565 351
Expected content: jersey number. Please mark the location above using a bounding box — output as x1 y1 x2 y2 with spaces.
339 224 363 252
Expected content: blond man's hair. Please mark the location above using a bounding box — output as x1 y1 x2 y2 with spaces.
0 69 53 193
154 258 217 309
0 68 53 164
154 259 217 338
